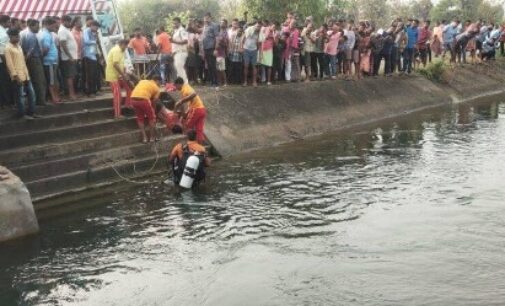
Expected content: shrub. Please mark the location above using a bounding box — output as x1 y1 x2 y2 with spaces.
418 61 450 83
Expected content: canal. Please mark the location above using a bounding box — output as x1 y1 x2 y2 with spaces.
1 98 505 305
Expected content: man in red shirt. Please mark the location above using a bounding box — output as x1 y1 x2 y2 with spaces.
156 26 173 84
129 28 150 55
417 20 432 68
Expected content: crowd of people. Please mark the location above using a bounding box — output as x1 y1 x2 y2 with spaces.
141 12 505 87
1 10 505 188
1 11 505 129
0 14 103 119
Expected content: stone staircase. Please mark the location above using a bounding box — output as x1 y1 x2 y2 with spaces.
0 93 187 211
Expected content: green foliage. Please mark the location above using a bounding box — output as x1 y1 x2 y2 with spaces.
117 0 504 36
242 0 328 24
410 0 433 21
328 0 358 20
358 0 392 28
165 11 191 33
118 0 220 35
430 0 504 23
418 61 449 83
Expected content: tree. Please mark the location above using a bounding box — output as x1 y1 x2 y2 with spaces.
430 0 504 23
118 0 220 34
477 0 504 23
358 0 392 28
410 0 433 21
242 0 328 24
390 0 414 20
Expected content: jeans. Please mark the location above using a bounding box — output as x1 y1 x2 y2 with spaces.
403 48 414 73
454 38 469 63
83 57 98 95
290 53 301 81
74 59 84 93
284 56 292 81
204 48 217 85
337 51 344 74
160 54 174 84
327 54 337 77
230 61 242 84
0 61 13 107
26 57 47 105
373 53 382 75
13 80 36 117
391 46 399 73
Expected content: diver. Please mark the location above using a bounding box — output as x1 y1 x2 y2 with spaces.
168 129 211 189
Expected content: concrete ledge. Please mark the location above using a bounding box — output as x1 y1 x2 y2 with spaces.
201 64 505 156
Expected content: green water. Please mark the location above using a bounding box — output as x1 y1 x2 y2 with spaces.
1 99 505 305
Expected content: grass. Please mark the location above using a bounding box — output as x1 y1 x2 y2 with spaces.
417 60 450 83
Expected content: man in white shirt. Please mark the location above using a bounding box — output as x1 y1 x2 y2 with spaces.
0 15 13 108
58 15 78 99
171 17 188 84
228 19 239 41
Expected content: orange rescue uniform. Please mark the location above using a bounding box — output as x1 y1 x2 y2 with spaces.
131 80 160 124
169 141 207 161
180 83 206 143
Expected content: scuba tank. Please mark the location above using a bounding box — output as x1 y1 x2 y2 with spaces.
179 155 201 189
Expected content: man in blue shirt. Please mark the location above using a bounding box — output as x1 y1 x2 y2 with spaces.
202 12 219 86
40 17 61 104
83 20 99 96
442 19 459 63
21 19 47 106
402 19 418 74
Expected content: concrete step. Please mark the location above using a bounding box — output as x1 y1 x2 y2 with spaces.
27 154 169 202
0 117 138 151
34 172 164 214
35 94 113 116
10 135 182 183
0 107 135 136
0 123 174 167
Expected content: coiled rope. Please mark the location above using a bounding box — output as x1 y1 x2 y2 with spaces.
106 139 164 185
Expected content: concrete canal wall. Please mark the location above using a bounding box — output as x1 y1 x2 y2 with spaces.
203 64 505 156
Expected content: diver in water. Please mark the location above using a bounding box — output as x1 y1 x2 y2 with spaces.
168 129 211 189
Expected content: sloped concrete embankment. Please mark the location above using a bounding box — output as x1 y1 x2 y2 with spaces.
203 64 505 156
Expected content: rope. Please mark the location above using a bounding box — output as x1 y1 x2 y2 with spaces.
106 139 164 185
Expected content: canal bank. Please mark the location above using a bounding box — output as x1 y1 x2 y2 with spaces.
203 63 505 156
1 63 504 209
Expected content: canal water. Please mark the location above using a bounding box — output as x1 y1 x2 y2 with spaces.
1 99 505 306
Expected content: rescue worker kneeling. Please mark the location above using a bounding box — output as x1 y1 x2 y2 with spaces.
130 75 162 143
168 130 211 189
